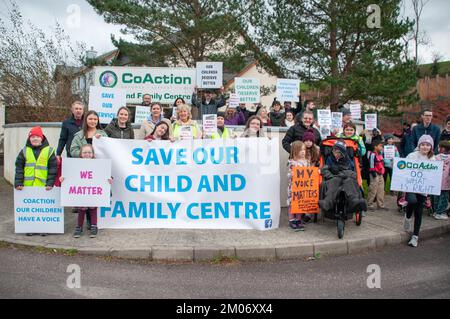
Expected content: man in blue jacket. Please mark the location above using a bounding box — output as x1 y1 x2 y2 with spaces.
56 101 84 159
412 109 441 154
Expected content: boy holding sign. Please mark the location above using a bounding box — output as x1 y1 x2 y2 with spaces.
382 134 399 193
14 126 58 236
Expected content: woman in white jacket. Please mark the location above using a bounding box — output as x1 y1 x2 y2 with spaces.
403 134 437 247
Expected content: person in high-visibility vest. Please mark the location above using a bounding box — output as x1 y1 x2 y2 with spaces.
172 103 202 140
14 126 57 236
210 112 235 139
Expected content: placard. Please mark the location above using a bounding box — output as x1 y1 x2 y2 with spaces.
196 62 223 89
384 145 396 160
365 113 377 130
229 93 240 108
290 167 320 214
276 78 300 101
350 104 361 120
14 187 64 233
88 86 127 124
180 126 193 140
391 158 443 195
134 106 152 124
60 158 112 207
235 78 260 103
331 112 343 131
318 109 332 126
202 114 217 137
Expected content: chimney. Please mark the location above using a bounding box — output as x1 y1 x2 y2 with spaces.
86 46 97 60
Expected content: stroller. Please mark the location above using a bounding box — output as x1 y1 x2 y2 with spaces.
318 137 366 239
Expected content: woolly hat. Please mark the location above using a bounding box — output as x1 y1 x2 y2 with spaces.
28 126 44 139
384 133 394 141
417 134 434 150
302 130 316 143
333 139 348 156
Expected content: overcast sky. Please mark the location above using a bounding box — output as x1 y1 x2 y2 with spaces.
1 0 449 64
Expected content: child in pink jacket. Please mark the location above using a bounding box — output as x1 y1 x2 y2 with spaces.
433 140 450 220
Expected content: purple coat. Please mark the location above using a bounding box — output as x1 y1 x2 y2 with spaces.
224 111 246 126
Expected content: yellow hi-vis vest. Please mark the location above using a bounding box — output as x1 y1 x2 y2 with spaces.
23 146 55 186
211 128 231 139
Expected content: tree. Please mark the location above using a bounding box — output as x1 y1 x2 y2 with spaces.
244 0 417 111
0 1 85 120
88 0 251 69
410 0 430 65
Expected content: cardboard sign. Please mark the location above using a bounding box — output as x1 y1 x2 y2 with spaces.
276 78 300 101
14 187 64 234
320 125 331 139
365 113 377 130
61 158 112 207
180 126 193 140
290 167 320 214
196 62 223 89
228 93 240 108
202 114 217 137
134 106 152 124
318 109 332 126
331 112 343 131
391 158 443 196
88 86 127 124
384 145 396 160
235 78 260 103
350 104 361 120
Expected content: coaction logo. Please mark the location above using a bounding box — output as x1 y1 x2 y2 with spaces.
99 71 118 88
397 160 438 170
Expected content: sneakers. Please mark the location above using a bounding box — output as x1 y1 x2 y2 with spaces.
408 235 419 247
73 226 82 238
398 197 407 207
434 213 448 220
297 221 305 231
289 220 299 231
403 215 413 233
90 225 98 238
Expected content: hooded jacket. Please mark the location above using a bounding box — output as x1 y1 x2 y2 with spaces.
191 93 226 119
282 123 321 153
15 136 57 187
269 111 285 127
104 118 135 139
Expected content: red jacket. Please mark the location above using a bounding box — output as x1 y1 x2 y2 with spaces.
368 151 385 175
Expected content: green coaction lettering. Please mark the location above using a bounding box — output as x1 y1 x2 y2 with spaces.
122 73 192 85
406 162 438 170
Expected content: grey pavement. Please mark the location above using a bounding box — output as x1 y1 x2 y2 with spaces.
1 166 449 261
0 235 449 298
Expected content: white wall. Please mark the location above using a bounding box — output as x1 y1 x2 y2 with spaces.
4 124 290 207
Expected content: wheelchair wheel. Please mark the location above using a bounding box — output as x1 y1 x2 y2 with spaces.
337 219 345 239
355 212 362 226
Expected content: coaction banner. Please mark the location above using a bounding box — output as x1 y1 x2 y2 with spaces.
94 66 196 104
94 137 281 230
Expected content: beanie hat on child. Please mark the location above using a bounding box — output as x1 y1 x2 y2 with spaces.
417 134 434 150
333 140 348 156
302 130 316 143
28 126 44 139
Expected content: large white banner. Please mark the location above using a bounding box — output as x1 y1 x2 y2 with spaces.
61 158 112 207
391 158 443 195
14 187 64 233
94 137 280 231
94 66 196 104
